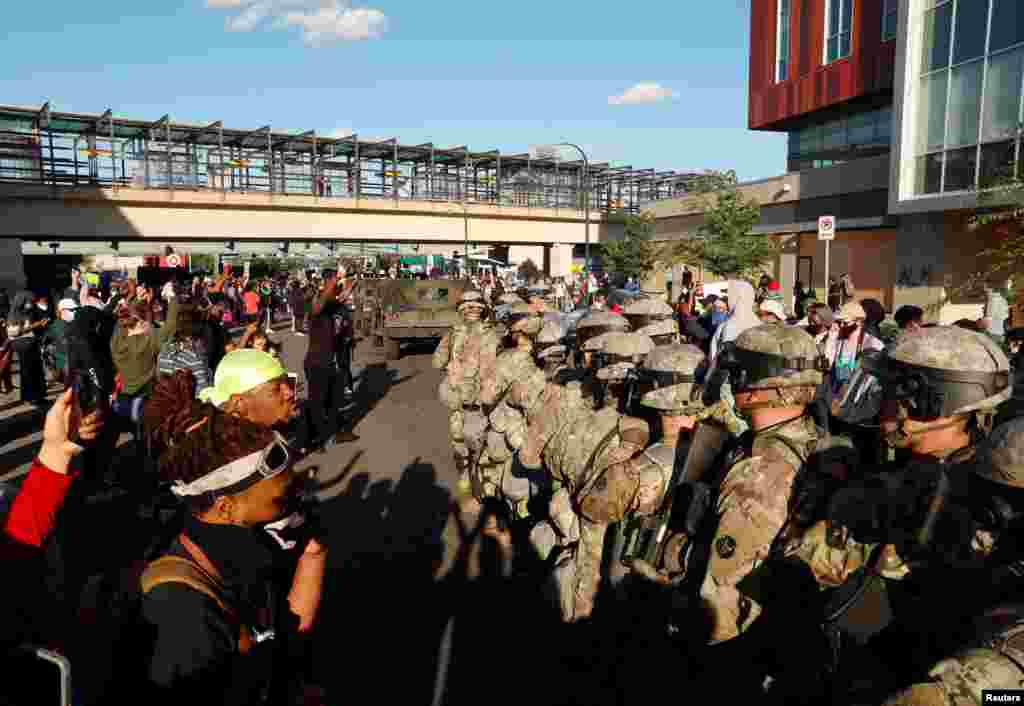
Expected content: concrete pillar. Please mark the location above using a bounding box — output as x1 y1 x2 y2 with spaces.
776 234 799 316
0 238 26 294
548 243 572 279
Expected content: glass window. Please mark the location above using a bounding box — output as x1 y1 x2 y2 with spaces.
799 124 823 153
882 0 899 41
921 3 953 73
822 118 848 150
825 0 853 63
875 106 894 142
848 111 875 145
953 0 990 65
946 60 983 147
981 47 1024 143
916 153 944 194
989 0 1024 53
979 140 1018 187
943 145 978 190
917 72 949 154
777 0 791 82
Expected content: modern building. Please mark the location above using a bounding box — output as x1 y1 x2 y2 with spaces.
710 0 1021 321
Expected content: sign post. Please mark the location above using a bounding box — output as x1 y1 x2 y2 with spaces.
818 216 835 304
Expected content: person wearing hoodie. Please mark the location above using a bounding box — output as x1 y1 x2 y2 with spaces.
707 280 761 369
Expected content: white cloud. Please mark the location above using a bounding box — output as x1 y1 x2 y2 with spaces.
284 5 387 44
607 83 678 106
208 0 388 44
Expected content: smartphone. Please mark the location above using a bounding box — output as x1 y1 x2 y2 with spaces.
67 368 105 445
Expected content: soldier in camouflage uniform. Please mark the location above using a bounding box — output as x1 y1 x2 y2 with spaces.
636 318 680 346
595 331 655 413
622 296 675 332
880 417 1024 706
433 290 502 502
771 327 1012 700
468 310 544 519
784 326 1013 588
481 347 661 622
644 324 825 648
575 310 629 369
536 317 571 381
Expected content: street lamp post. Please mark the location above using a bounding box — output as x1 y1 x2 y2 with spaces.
537 143 590 304
461 154 479 281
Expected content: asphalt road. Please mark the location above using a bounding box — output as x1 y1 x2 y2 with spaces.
2 328 613 705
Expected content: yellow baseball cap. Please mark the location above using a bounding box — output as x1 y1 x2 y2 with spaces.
198 349 287 407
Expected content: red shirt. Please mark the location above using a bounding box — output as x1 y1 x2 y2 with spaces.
3 459 75 550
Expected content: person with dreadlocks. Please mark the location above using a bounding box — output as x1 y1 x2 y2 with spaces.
140 371 323 705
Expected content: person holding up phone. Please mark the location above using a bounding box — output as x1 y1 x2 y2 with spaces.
2 389 103 646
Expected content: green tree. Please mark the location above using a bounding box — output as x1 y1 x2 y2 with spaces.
670 169 775 279
517 258 541 283
597 212 658 284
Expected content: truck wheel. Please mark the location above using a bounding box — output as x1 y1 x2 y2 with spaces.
384 337 401 361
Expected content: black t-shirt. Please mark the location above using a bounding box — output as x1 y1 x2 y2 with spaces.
304 301 338 367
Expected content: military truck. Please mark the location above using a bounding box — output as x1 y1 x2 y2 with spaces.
372 278 470 360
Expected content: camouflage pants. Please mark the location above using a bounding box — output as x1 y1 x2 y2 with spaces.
528 486 616 623
450 409 489 494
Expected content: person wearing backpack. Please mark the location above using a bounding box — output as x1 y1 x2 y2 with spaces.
138 371 320 705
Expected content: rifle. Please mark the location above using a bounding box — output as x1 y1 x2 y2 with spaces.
619 421 730 569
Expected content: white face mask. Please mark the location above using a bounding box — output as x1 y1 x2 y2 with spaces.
61 310 75 322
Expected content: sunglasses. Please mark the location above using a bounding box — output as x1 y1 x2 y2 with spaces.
257 433 292 479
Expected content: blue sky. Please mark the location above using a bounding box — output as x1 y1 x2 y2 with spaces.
0 0 786 181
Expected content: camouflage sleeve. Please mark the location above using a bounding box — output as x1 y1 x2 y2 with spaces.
478 331 499 386
882 647 1024 706
782 521 910 587
433 332 452 370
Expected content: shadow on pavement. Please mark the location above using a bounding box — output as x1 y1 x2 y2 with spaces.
306 456 681 706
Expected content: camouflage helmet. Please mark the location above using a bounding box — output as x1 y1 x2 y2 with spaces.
623 297 675 331
727 323 826 390
972 417 1024 489
582 331 620 353
636 318 680 345
498 293 524 305
507 302 543 337
576 310 630 348
537 318 565 347
457 289 487 312
595 332 656 382
639 344 707 413
862 326 1011 418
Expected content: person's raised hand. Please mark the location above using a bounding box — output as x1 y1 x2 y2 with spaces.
38 388 104 474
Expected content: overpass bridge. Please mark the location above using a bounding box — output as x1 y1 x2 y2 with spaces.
0 102 701 286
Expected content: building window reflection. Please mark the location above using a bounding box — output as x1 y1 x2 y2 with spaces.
910 0 1023 196
786 105 893 171
825 0 854 63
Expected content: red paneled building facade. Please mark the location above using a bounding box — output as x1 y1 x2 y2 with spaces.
749 0 898 171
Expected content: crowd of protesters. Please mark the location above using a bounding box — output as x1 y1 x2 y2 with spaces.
0 262 373 704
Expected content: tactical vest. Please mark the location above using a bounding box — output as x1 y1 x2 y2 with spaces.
683 418 818 644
